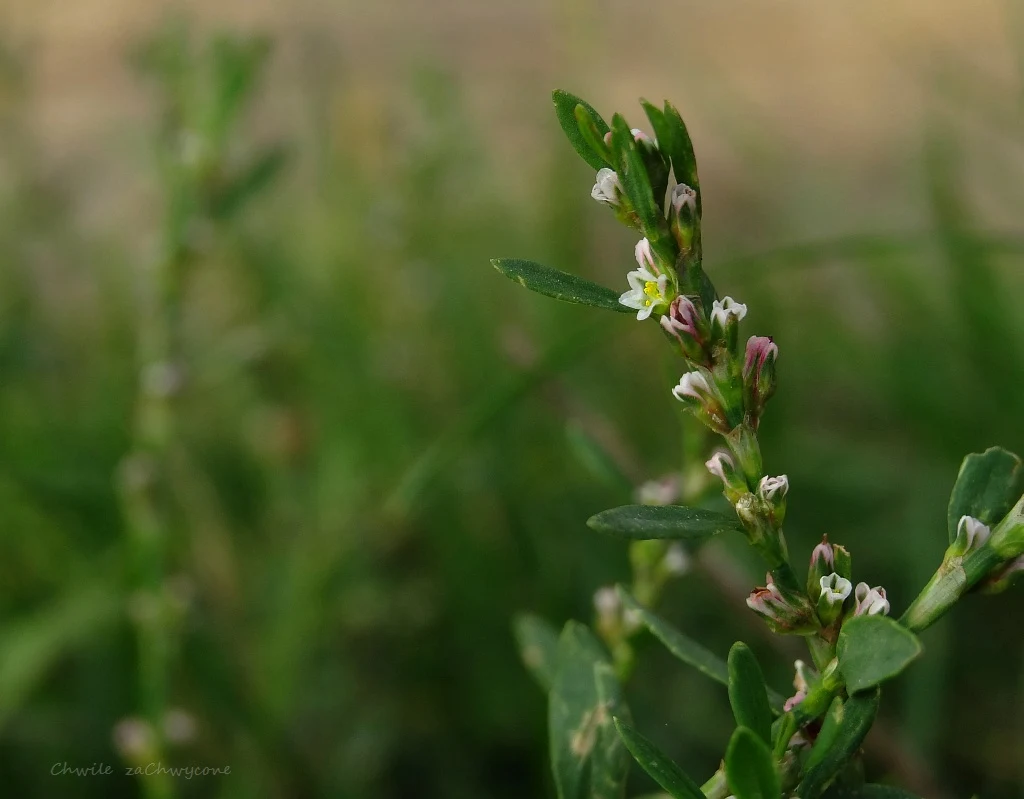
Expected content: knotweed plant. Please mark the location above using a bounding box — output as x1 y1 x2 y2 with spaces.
494 91 1024 799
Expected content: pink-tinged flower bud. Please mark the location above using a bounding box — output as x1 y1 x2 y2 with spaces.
634 237 657 272
705 451 735 483
806 536 852 598
669 182 698 252
950 514 991 558
710 297 747 354
817 573 853 625
604 128 656 147
783 690 807 713
631 127 653 144
591 167 624 207
743 335 779 422
853 583 890 616
758 474 789 526
660 295 709 363
671 369 730 433
705 450 747 503
746 573 819 635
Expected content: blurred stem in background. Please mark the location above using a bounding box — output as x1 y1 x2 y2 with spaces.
113 21 285 798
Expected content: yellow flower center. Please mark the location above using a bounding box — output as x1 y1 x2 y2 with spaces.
642 281 663 307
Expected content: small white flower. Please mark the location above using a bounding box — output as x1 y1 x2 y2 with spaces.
672 370 712 403
636 476 680 506
663 543 690 576
591 167 623 206
819 573 853 605
957 515 991 550
670 182 697 215
758 475 789 502
705 450 736 484
854 582 890 616
710 296 747 329
793 659 811 694
622 607 643 633
593 586 620 616
619 265 671 321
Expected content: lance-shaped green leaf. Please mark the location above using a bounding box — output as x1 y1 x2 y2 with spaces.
552 89 612 170
796 688 880 799
609 114 673 261
587 504 742 541
661 102 700 207
803 696 845 772
575 105 614 167
946 446 1024 543
613 718 705 799
618 589 787 712
725 727 780 799
211 144 288 220
513 613 561 691
837 616 923 694
549 621 630 799
727 643 773 745
491 259 631 313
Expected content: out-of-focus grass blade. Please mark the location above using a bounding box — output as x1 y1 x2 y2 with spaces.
513 613 561 691
385 322 606 517
0 574 121 729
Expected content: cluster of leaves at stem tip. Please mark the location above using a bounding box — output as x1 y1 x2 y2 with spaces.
498 90 1024 799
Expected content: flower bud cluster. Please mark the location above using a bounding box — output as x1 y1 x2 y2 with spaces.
745 572 818 635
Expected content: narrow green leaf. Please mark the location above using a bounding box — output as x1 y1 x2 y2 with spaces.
725 727 780 799
552 89 611 170
575 105 614 166
592 663 632 799
211 144 288 220
491 258 630 313
609 114 672 258
661 102 700 200
513 614 561 691
613 718 704 799
946 446 1024 543
549 622 630 799
837 616 923 694
587 504 742 541
617 589 786 712
797 689 880 799
727 643 773 746
803 697 844 772
0 578 121 728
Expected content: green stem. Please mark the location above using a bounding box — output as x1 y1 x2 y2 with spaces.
701 767 729 799
119 250 186 799
901 546 1003 632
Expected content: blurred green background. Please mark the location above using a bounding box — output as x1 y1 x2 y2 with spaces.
1 1 1024 797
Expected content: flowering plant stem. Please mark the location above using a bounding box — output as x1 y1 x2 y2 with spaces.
501 89 1024 799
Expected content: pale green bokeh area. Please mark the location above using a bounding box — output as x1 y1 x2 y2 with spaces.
1 2 1024 797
